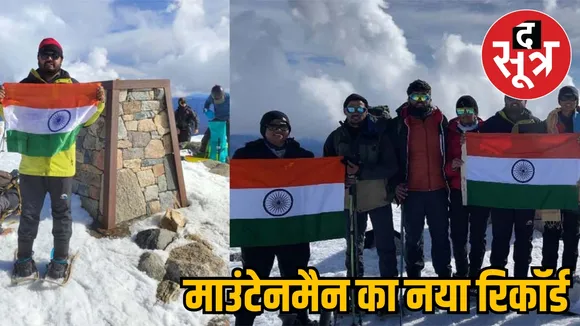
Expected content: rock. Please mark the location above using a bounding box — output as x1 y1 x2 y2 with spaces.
145 140 165 159
117 150 123 170
207 316 230 326
137 252 165 281
122 101 141 114
159 191 176 211
76 151 84 163
80 197 99 219
77 184 89 197
153 164 165 177
88 118 105 137
93 150 105 170
137 169 156 187
154 88 165 101
89 186 100 200
164 242 227 282
158 175 167 192
138 119 157 132
142 101 161 113
77 170 101 187
124 159 142 171
142 158 164 167
83 150 92 164
119 90 128 102
185 233 213 251
229 252 242 262
154 111 170 135
156 280 180 304
135 111 155 120
162 134 173 153
128 90 154 101
125 120 138 131
149 200 161 214
129 131 151 148
135 228 176 250
116 169 147 223
83 134 103 150
79 163 102 175
123 148 144 160
118 140 132 148
144 185 159 202
122 114 134 121
160 208 185 232
163 156 178 191
118 117 128 140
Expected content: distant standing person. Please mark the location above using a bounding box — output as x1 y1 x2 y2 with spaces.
175 97 199 149
200 84 230 155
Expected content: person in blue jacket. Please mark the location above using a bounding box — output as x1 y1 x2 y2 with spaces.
201 85 230 155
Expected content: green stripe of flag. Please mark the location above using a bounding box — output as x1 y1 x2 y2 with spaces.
6 125 83 157
467 180 579 210
230 211 346 248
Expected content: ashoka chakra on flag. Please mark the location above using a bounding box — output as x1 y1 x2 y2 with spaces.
462 133 580 210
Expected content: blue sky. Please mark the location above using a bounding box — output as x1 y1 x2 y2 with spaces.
0 0 229 98
231 0 579 142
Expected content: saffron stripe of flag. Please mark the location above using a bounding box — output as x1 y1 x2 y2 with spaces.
1 83 100 157
230 157 346 248
463 133 580 210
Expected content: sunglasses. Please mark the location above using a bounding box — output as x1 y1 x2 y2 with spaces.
560 95 577 101
409 93 431 102
39 52 61 60
456 107 476 115
346 106 366 114
267 124 289 132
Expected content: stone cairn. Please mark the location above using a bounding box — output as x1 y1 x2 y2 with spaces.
74 88 180 225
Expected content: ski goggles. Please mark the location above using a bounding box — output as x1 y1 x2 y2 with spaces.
456 107 476 115
267 124 289 132
346 106 366 114
409 93 430 102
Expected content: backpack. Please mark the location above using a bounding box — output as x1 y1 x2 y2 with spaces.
369 105 392 120
0 170 21 221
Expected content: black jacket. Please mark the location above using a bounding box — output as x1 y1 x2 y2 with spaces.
479 108 541 133
20 68 79 84
233 138 314 159
175 105 199 143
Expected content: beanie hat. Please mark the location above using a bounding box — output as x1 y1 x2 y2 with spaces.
558 86 578 101
456 95 479 114
406 79 431 95
260 110 291 137
38 38 63 56
343 93 369 108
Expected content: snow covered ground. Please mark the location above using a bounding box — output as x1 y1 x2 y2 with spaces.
0 150 229 326
229 205 580 326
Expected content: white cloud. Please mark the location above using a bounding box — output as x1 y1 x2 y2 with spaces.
0 0 229 96
544 0 558 12
231 0 578 142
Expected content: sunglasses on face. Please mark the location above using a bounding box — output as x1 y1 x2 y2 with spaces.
346 106 366 114
456 107 476 115
39 52 60 60
267 124 289 132
409 93 430 102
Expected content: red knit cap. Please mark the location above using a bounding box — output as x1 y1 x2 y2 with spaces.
38 38 62 54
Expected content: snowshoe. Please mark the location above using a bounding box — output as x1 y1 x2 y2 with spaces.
11 251 39 285
41 251 79 286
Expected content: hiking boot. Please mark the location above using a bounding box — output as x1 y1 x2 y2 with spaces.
46 259 68 279
13 257 38 278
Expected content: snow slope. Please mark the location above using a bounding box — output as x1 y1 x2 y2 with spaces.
0 150 229 326
229 205 580 326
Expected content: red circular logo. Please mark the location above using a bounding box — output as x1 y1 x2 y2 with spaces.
481 9 572 100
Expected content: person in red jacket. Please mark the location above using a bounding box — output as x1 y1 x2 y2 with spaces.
445 95 490 292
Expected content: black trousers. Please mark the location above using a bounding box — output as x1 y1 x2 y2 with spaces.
490 208 535 277
449 189 490 278
403 188 452 277
17 175 73 261
542 209 580 274
234 243 310 326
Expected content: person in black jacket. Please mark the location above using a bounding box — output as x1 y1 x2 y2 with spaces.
232 110 317 326
479 95 542 278
175 98 199 147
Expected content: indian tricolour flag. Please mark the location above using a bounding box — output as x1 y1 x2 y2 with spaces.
230 156 346 248
1 82 100 157
462 133 580 210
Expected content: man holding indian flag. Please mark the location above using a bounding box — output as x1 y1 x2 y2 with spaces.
0 38 105 284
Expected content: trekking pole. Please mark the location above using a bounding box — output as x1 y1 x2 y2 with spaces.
348 175 362 326
399 204 405 326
